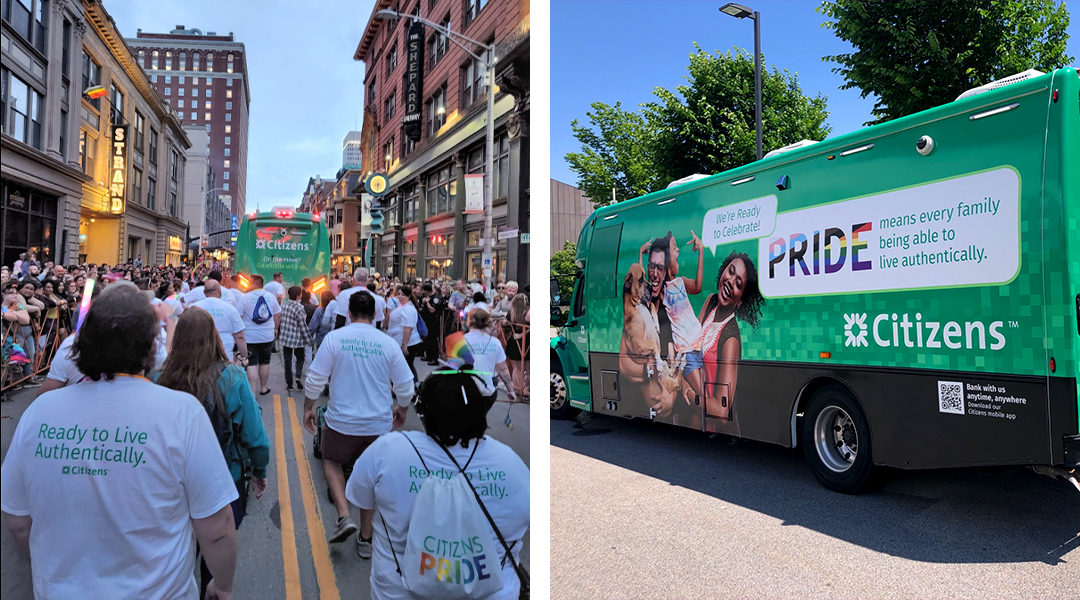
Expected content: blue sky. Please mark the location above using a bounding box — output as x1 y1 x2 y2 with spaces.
105 0 372 212
550 0 1080 186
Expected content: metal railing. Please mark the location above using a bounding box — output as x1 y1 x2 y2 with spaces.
2 317 63 393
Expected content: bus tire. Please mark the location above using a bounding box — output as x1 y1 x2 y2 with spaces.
801 385 873 494
550 359 579 420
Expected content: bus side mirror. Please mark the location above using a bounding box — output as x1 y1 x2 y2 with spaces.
549 277 561 305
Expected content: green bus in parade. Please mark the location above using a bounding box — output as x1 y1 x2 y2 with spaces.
550 68 1080 493
233 206 333 294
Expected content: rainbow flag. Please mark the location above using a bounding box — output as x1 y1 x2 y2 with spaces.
7 341 30 364
443 331 474 370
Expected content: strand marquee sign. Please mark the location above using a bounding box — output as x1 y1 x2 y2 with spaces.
108 124 129 214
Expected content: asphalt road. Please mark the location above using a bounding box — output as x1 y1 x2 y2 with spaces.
1 354 530 599
550 412 1079 599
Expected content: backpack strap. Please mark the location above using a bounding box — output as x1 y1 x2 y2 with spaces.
382 431 434 578
438 441 529 594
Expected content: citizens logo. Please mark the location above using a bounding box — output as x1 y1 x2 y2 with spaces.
61 465 109 476
255 238 310 251
842 312 1008 350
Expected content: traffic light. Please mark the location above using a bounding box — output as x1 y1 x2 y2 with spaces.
369 199 385 235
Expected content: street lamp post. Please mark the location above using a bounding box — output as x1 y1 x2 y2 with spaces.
375 9 497 291
719 3 762 161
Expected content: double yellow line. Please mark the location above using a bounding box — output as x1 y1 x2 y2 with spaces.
273 394 341 600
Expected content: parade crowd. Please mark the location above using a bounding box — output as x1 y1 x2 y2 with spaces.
1 250 531 600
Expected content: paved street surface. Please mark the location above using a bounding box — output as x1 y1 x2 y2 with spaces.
1 357 529 599
551 413 1079 599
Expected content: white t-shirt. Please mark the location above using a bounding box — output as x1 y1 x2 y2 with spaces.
191 297 245 353
239 288 282 344
463 329 506 390
305 323 414 436
263 280 284 303
46 333 168 384
0 377 238 600
346 431 530 600
334 287 386 325
182 286 205 305
387 302 421 347
664 277 703 351
467 301 491 317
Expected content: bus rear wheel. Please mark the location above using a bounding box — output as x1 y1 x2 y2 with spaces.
801 385 873 494
550 359 579 420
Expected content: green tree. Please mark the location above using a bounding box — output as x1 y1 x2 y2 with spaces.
645 45 832 184
820 0 1073 125
565 102 664 209
550 241 580 302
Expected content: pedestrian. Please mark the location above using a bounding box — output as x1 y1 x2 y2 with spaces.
464 309 517 403
506 293 529 400
345 368 530 596
263 272 285 305
419 283 441 365
334 267 386 330
238 274 281 395
190 280 248 365
387 285 423 380
280 286 313 391
0 283 240 599
303 291 414 544
491 280 517 319
154 306 271 600
466 291 490 323
308 290 335 351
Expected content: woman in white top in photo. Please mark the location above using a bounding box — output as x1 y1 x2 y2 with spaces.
463 309 516 403
386 285 422 380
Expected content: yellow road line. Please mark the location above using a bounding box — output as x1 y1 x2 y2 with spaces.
288 394 341 600
273 394 303 600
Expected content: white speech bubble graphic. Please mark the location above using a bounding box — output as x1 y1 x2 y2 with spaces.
702 195 778 254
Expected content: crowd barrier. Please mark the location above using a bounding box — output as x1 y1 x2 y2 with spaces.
1 318 62 393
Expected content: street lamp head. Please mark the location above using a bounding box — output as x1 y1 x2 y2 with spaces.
374 9 400 20
720 3 754 18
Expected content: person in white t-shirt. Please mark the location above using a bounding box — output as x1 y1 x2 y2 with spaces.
238 274 281 395
0 283 239 600
386 285 423 379
304 290 414 545
263 272 285 305
346 369 529 596
191 280 248 362
227 275 245 306
334 267 386 330
463 309 516 402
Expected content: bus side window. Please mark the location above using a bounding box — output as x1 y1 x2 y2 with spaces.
573 275 586 319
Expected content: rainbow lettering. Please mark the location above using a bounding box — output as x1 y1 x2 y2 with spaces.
768 222 872 279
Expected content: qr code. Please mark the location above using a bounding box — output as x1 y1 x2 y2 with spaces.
938 381 964 415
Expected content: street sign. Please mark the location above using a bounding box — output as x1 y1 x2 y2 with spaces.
482 252 493 269
464 174 483 213
520 233 530 244
230 215 238 247
498 228 519 240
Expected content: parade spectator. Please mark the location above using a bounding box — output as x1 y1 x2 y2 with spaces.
303 291 414 545
1 283 240 599
419 283 442 365
280 286 313 391
239 274 281 395
387 285 422 380
507 293 529 400
491 280 517 319
334 267 386 330
465 309 516 403
191 280 248 365
329 272 342 296
346 368 529 592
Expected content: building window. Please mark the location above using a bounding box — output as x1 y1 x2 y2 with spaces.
165 75 172 83
225 125 231 133
386 42 398 77
206 89 212 97
138 49 145 68
149 128 158 164
81 51 101 110
179 51 186 70
178 87 185 97
131 167 143 206
383 137 394 171
192 87 198 97
152 75 157 83
110 84 124 125
225 101 231 110
146 177 156 210
227 78 233 87
223 171 229 180
463 0 488 27
384 90 396 124
170 191 177 217
401 125 416 156
222 183 229 191
191 112 197 120
205 112 211 121
177 100 184 108
368 77 376 106
460 56 485 107
193 51 200 71
165 51 172 70
427 15 450 69
205 101 212 109
403 182 419 224
227 53 234 73
79 130 95 175
165 88 171 96
59 109 67 158
206 53 214 72
224 148 230 156
494 132 510 198
170 150 179 180
205 124 210 132
426 162 454 217
224 160 230 168
224 90 230 99
427 84 446 137
134 110 145 152
225 113 232 122
179 75 186 84
225 136 231 145
151 50 159 69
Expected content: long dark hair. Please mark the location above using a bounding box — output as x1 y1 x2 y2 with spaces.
156 307 229 418
705 252 765 329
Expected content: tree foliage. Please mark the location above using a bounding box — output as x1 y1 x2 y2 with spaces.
566 46 831 206
820 0 1073 125
549 241 580 301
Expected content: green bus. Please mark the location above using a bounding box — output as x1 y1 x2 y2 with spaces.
550 68 1080 493
234 206 332 295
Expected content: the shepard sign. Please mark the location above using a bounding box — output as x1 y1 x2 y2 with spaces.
402 19 424 141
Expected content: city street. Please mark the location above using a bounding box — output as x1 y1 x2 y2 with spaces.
1 357 530 599
551 413 1079 599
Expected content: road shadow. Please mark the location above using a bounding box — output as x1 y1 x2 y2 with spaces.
551 414 1080 566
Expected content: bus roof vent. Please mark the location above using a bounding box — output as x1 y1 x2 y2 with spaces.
764 139 819 159
666 174 711 189
956 69 1044 101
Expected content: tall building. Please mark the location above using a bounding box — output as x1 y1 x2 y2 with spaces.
355 0 530 286
342 130 362 169
126 25 250 217
550 179 593 257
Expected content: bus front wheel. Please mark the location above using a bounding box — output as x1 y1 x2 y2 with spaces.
550 359 579 420
801 385 873 494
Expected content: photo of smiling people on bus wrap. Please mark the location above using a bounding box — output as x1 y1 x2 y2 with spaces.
619 229 765 437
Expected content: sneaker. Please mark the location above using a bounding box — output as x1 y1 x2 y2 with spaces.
22 379 42 388
286 383 294 391
356 534 373 559
329 516 358 543
296 379 304 390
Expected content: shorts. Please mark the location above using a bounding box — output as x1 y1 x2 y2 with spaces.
681 350 704 374
320 423 379 465
248 342 274 366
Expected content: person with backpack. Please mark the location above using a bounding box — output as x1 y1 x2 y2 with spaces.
238 274 281 395
303 290 415 545
345 368 530 599
153 307 270 600
387 285 423 380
